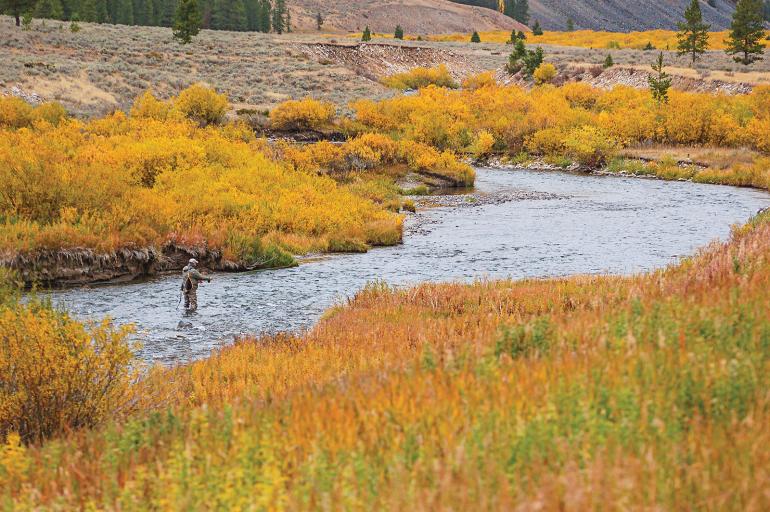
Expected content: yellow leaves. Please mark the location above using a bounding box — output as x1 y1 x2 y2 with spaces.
269 98 336 131
461 71 497 91
533 63 558 85
173 84 229 126
381 64 459 90
471 130 496 158
0 433 29 492
0 302 136 443
563 126 619 166
130 90 172 120
0 97 68 129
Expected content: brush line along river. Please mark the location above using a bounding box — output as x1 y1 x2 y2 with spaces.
51 168 770 365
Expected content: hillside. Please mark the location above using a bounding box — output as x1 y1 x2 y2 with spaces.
288 0 524 34
522 0 738 31
450 0 740 31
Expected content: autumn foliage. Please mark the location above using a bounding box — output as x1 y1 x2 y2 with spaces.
3 206 770 508
0 89 402 261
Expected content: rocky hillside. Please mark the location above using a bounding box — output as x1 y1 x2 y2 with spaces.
524 0 737 31
288 0 524 34
451 0 740 31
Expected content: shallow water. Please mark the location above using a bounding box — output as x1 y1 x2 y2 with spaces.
51 168 770 365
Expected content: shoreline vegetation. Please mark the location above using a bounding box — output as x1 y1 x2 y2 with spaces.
2 200 770 509
2 75 770 285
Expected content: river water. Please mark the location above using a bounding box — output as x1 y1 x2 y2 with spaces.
51 168 770 365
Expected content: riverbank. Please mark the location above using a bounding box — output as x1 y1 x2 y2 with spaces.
5 197 770 509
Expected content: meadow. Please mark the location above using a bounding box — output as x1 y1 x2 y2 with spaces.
427 29 739 50
2 198 770 509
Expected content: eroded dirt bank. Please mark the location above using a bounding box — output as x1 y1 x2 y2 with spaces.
1 243 245 288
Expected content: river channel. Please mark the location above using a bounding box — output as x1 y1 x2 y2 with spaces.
50 167 770 365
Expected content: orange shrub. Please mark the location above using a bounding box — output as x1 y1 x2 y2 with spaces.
270 98 336 131
381 65 458 90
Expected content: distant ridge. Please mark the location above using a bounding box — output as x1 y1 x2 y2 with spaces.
451 0 740 31
288 0 526 34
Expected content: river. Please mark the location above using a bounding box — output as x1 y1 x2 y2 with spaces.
50 168 770 365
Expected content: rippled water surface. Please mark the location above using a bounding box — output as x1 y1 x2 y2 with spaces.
51 168 770 364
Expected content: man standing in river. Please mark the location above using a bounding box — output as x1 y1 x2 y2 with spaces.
181 258 211 312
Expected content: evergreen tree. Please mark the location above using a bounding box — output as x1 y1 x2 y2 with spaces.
470 30 480 42
34 0 63 19
1 0 36 26
763 0 770 21
648 52 672 104
603 53 613 68
517 30 525 40
726 0 766 65
394 24 403 39
94 0 107 21
21 9 32 28
272 0 285 33
532 19 542 35
115 0 132 23
316 11 322 30
173 0 199 43
509 28 517 42
256 0 270 32
513 0 528 24
362 25 371 41
566 17 574 31
522 45 543 75
677 0 710 65
69 11 80 30
160 0 176 26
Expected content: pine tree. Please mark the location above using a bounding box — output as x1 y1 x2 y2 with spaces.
173 0 200 43
517 30 526 40
513 0 528 25
677 0 710 65
115 0 132 23
69 11 80 30
272 0 285 33
471 30 480 42
603 53 614 68
394 25 404 39
316 11 322 30
532 19 542 35
362 25 371 41
566 17 574 31
34 0 63 19
726 0 766 65
160 0 176 26
2 0 36 26
509 28 517 42
256 0 270 32
648 52 672 104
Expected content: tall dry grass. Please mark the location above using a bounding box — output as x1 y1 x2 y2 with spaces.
3 207 770 509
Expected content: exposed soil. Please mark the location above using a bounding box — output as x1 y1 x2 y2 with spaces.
2 243 250 288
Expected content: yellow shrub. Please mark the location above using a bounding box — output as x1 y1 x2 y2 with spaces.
533 63 558 85
0 97 33 129
471 130 496 158
130 90 172 120
270 98 336 131
462 71 497 90
0 301 136 443
526 127 566 156
172 84 228 126
381 65 458 90
563 125 618 166
31 102 67 126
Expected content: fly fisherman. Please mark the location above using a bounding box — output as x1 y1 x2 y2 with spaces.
181 258 211 312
